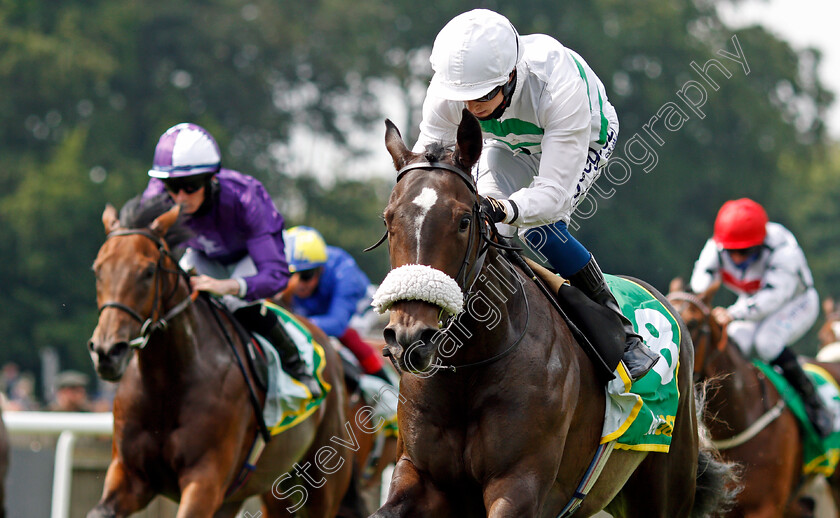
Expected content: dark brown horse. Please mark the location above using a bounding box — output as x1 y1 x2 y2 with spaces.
369 109 735 517
669 278 840 517
88 199 362 518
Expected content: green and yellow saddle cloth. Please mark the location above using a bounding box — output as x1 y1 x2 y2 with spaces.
753 360 840 476
599 275 682 452
259 302 332 435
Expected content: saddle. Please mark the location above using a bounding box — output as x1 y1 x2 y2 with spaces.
522 257 624 383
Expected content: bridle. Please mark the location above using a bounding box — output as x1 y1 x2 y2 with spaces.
97 229 197 349
368 159 529 372
667 291 728 379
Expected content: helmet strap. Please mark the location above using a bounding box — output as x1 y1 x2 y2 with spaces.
478 69 517 121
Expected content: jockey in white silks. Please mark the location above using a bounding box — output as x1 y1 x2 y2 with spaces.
690 197 832 437
411 9 658 382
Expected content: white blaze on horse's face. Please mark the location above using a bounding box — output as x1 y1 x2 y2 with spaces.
411 187 439 262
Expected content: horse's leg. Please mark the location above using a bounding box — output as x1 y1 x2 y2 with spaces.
87 459 154 518
370 458 455 518
176 465 230 518
482 468 553 517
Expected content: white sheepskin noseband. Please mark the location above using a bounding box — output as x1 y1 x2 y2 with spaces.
372 264 464 316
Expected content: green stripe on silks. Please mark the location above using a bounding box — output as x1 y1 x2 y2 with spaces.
599 275 682 452
569 55 609 145
753 360 840 476
264 303 332 435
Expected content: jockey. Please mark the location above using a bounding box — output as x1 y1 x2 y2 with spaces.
690 198 831 437
141 123 321 398
280 226 392 384
414 9 658 381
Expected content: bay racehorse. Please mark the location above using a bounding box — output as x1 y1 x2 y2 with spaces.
88 199 363 518
369 109 736 517
669 278 840 517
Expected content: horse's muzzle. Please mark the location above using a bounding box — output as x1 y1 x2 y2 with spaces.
383 324 440 374
88 338 130 381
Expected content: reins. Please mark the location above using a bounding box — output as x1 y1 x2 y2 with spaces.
98 226 272 469
98 229 197 349
667 291 729 376
369 160 532 373
667 290 785 449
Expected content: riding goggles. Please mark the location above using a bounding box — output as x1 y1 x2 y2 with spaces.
297 268 319 282
471 83 505 103
163 176 206 194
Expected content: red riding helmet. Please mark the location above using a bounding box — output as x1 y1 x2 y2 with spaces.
713 198 768 249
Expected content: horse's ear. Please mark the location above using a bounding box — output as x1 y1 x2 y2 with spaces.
701 279 721 305
668 277 686 294
103 204 120 235
454 109 482 171
385 119 412 171
824 297 835 316
150 204 181 237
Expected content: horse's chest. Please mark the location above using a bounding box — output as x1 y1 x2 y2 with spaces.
407 417 499 483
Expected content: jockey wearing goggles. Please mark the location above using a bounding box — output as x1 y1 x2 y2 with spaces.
415 9 657 381
690 198 831 436
142 123 321 398
280 226 392 385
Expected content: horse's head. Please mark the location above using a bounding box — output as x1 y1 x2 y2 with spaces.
374 109 484 374
89 199 186 380
667 277 726 380
819 296 840 347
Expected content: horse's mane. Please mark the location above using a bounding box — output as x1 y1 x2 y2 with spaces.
118 194 193 249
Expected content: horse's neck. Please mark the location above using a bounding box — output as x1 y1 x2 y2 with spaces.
135 292 202 387
704 330 764 428
448 250 527 362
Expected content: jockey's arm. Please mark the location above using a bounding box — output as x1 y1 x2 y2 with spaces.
689 239 721 294
506 87 590 226
727 250 800 321
308 270 367 337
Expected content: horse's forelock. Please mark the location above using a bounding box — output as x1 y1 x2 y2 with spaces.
421 143 451 164
118 194 193 248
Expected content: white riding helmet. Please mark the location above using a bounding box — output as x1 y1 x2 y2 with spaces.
428 9 522 101
148 123 222 178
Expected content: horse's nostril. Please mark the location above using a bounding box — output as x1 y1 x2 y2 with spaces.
383 327 397 346
110 341 129 357
419 328 439 346
88 340 95 352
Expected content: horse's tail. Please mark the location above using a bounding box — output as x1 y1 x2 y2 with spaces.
691 384 741 518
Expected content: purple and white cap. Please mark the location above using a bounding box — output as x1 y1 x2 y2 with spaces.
148 123 222 178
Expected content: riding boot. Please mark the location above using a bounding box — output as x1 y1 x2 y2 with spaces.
235 305 322 399
772 347 833 438
265 323 323 399
568 255 659 382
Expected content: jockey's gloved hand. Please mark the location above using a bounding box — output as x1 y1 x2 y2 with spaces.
480 196 518 225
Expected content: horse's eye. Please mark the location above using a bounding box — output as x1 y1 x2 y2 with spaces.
458 215 471 232
140 265 155 281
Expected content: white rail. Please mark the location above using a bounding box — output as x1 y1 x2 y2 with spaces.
4 411 114 518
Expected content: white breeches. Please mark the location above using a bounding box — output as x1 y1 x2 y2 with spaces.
728 288 819 362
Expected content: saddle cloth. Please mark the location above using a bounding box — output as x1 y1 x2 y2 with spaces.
754 360 840 476
258 302 331 435
600 275 682 452
525 259 682 452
